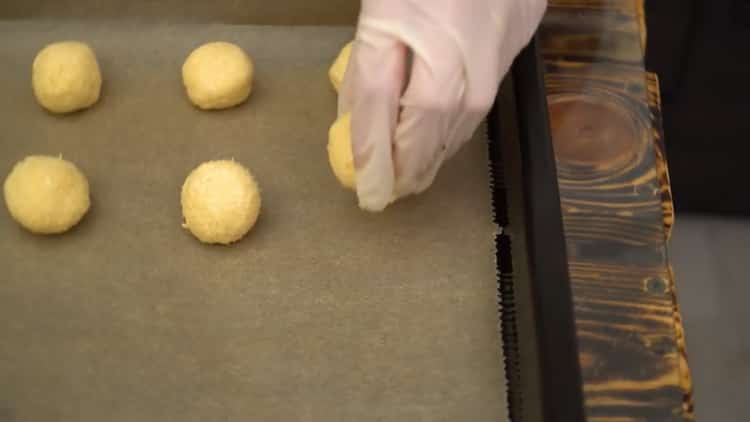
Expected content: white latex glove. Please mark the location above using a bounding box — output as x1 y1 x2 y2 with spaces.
339 0 547 211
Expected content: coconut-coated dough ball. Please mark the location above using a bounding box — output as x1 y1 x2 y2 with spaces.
182 42 254 110
181 160 261 245
32 41 102 113
329 41 352 93
328 113 356 190
3 155 90 234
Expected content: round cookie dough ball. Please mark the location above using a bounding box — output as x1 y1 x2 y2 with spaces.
328 113 356 190
329 41 352 93
3 155 90 234
182 42 254 110
181 160 261 245
32 41 102 114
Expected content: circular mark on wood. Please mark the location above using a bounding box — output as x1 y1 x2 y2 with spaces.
644 276 668 295
649 336 677 356
549 95 641 169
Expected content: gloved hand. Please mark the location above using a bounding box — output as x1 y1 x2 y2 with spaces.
339 0 547 212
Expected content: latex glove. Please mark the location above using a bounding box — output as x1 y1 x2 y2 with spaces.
339 0 547 211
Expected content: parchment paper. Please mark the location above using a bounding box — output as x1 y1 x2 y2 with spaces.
0 21 505 422
0 0 360 26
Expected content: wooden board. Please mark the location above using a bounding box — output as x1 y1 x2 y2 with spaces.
541 1 693 420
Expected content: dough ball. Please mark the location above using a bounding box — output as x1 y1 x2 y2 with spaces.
181 160 261 245
3 155 90 234
329 41 352 93
328 113 356 190
32 41 102 114
182 42 254 110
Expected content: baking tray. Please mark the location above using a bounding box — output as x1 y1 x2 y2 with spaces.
490 38 586 422
0 20 507 422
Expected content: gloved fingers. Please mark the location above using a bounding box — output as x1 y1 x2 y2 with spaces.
393 56 462 198
392 106 450 197
337 41 357 118
393 110 485 198
343 34 407 212
445 110 486 158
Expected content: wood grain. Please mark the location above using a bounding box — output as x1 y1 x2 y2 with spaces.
542 1 693 420
646 72 675 239
540 1 643 64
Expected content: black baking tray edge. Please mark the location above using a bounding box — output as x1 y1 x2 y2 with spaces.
488 36 586 422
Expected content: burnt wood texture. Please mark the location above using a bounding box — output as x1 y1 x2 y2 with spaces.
539 1 692 420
